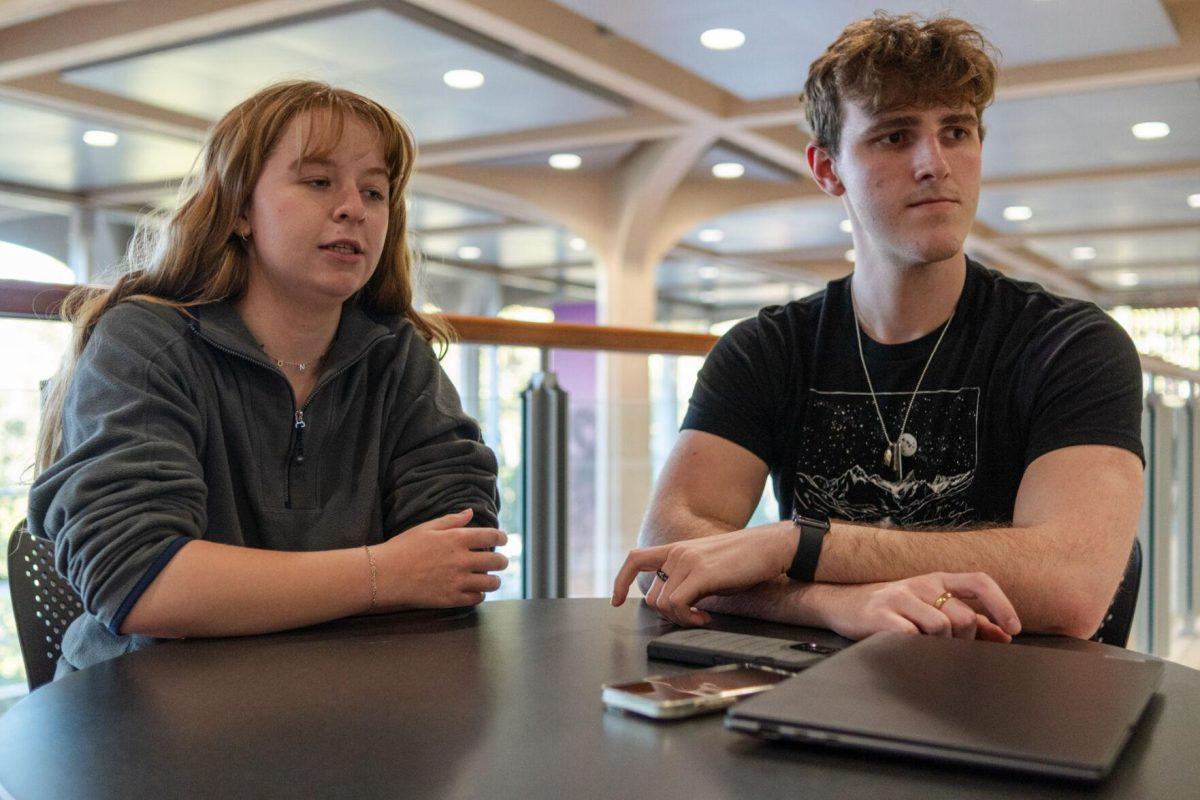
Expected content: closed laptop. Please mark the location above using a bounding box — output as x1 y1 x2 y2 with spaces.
726 632 1163 781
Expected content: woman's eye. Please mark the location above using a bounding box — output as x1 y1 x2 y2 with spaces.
365 189 387 202
305 178 330 188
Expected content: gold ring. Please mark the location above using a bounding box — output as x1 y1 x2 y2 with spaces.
933 591 954 610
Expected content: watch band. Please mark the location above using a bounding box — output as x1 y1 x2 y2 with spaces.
786 513 831 583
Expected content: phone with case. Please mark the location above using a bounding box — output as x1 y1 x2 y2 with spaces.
647 629 842 672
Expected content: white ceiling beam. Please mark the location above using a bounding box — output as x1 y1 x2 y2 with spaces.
0 73 210 141
0 0 361 81
981 159 1200 190
1083 259 1200 274
418 111 684 168
966 221 1097 299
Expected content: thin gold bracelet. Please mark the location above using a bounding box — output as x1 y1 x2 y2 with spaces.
363 544 378 611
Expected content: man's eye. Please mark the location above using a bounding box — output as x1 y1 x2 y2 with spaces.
882 132 905 145
949 128 969 140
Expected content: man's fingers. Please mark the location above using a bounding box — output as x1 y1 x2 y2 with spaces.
894 594 953 637
941 573 1021 635
611 546 670 606
975 615 1013 643
940 598 978 639
465 551 508 573
663 574 708 627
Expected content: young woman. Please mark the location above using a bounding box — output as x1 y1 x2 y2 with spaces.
29 81 506 675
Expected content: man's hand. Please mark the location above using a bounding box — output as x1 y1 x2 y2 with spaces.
820 572 1022 642
610 524 797 626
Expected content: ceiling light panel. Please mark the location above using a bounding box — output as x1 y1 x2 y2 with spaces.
978 174 1200 233
552 0 1175 100
61 7 624 144
0 97 198 192
982 81 1200 177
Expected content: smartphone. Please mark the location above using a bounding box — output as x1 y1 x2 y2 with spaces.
647 629 843 672
602 663 792 720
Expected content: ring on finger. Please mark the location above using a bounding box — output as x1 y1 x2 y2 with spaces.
655 569 670 582
932 590 954 611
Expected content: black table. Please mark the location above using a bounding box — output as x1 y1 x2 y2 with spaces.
0 599 1194 799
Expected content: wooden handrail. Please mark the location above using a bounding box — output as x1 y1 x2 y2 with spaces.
3 279 1200 374
0 279 717 356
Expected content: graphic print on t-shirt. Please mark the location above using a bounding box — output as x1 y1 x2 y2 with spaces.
794 387 979 527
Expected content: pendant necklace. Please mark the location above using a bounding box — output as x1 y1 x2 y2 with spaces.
262 346 327 374
850 280 954 481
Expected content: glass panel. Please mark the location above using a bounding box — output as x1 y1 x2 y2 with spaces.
0 318 72 695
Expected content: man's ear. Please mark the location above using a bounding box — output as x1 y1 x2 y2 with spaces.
806 142 845 197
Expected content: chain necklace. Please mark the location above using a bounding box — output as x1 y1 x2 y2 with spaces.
850 279 954 481
262 346 327 373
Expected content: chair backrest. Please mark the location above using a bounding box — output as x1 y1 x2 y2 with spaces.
1090 538 1142 649
6 520 84 691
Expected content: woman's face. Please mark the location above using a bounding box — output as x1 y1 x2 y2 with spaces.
239 111 391 310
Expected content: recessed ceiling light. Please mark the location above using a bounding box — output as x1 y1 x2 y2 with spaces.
711 162 745 179
1071 246 1097 261
700 28 745 50
1002 205 1033 221
1116 272 1140 287
697 228 724 243
844 248 856 263
839 219 853 234
82 129 118 147
443 69 484 90
548 153 582 170
1131 121 1170 140
1188 193 1200 209
457 246 482 260
568 237 587 252
699 266 720 279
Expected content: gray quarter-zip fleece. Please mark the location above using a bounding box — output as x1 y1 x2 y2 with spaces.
29 299 499 672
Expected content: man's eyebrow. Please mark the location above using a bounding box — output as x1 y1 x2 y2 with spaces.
940 112 980 127
861 115 920 137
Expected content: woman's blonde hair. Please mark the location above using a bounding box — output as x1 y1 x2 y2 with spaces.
36 80 449 473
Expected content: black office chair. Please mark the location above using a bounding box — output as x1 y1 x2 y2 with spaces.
1090 539 1142 648
6 520 84 691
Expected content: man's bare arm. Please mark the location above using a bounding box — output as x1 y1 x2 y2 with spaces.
627 431 1141 638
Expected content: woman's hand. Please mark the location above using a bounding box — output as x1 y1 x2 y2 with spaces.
375 508 509 609
821 572 1022 643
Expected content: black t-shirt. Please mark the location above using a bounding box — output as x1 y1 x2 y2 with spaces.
682 258 1145 527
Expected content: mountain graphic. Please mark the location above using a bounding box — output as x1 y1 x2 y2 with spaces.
795 464 975 528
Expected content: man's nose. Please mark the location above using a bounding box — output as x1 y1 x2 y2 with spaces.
913 135 951 182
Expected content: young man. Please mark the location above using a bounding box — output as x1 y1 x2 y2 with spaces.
611 14 1144 642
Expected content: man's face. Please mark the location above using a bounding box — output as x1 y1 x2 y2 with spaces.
818 99 982 269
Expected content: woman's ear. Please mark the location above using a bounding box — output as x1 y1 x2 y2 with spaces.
806 143 845 197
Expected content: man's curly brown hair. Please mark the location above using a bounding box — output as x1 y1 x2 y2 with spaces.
801 13 1000 155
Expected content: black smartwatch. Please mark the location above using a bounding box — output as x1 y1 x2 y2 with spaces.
786 511 831 583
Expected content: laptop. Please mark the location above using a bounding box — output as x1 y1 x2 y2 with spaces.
726 632 1163 781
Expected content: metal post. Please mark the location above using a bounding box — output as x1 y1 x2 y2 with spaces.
1147 394 1174 656
1189 397 1200 631
522 349 568 598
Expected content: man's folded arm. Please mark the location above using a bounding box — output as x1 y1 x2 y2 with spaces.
639 431 1143 638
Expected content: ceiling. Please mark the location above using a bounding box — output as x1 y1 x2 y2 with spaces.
0 0 1196 318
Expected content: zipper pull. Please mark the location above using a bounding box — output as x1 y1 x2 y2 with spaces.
294 410 306 464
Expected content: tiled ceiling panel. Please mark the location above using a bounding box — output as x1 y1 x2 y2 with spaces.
63 7 625 144
0 98 199 191
554 0 1176 100
978 174 1200 233
680 198 848 254
982 81 1200 178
